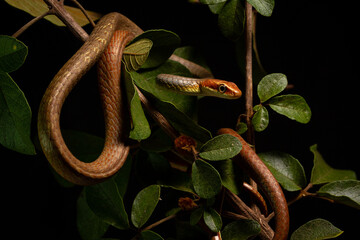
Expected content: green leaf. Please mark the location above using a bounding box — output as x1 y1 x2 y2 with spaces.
130 30 181 69
129 86 151 140
158 169 195 194
154 99 212 143
221 219 261 240
140 230 164 240
258 151 307 191
131 60 196 116
0 72 35 154
192 159 222 199
236 121 248 135
268 94 311 123
131 185 161 228
200 0 227 4
0 35 27 73
190 207 204 225
310 144 356 185
123 39 153 72
203 208 222 232
317 180 360 210
252 105 269 132
199 134 242 161
290 218 343 240
257 73 287 103
213 159 243 195
85 179 129 229
113 155 133 197
5 0 102 27
246 0 275 17
218 0 245 41
208 2 227 14
76 191 109 240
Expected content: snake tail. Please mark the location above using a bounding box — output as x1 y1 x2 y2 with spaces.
217 128 289 240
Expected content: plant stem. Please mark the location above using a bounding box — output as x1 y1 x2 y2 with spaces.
225 188 274 239
68 0 96 27
12 10 52 38
142 214 176 232
245 2 255 145
43 0 88 41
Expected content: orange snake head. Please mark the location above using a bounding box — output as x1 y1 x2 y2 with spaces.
200 79 242 99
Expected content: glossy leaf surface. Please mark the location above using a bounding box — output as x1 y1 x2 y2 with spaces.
200 0 227 4
247 0 275 17
269 94 311 123
258 151 307 191
199 134 242 161
203 208 222 232
222 219 261 240
218 0 245 41
192 159 222 199
317 180 360 210
257 73 287 103
131 185 161 228
310 144 356 185
252 104 269 132
85 179 129 229
290 218 343 240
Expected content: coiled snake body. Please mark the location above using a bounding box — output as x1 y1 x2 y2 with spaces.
38 12 288 239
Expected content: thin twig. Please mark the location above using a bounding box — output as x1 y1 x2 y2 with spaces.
135 85 179 141
142 214 176 232
12 10 52 38
69 0 96 27
225 188 274 239
266 183 315 221
43 0 89 41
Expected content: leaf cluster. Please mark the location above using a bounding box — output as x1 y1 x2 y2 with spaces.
0 35 35 154
1 1 359 240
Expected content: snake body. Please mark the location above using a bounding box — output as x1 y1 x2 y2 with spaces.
38 12 288 239
157 74 242 99
38 13 142 185
218 128 289 240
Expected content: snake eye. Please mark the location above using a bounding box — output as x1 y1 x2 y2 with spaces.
218 84 227 93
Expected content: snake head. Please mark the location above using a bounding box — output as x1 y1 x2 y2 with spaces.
200 79 242 99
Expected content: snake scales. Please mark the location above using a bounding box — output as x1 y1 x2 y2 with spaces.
37 12 289 239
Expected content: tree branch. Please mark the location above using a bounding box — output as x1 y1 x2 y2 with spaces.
43 0 89 41
245 2 254 145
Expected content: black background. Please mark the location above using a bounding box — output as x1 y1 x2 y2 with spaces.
1 0 359 239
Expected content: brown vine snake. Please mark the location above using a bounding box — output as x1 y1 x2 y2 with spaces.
37 12 288 240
